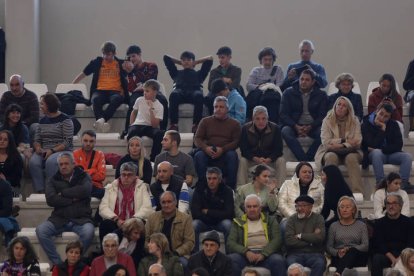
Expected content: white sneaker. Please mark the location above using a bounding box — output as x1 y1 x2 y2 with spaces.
93 118 105 132
102 122 111 133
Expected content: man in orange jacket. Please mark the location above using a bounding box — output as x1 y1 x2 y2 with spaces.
73 130 107 199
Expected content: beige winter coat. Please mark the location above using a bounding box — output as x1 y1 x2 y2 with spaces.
314 101 362 170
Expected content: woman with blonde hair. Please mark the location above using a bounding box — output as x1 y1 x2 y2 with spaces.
115 136 152 184
119 218 146 267
395 248 414 276
138 233 183 276
315 96 363 193
326 196 369 275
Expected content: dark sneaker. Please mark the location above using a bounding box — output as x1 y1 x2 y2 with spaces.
168 124 179 131
12 205 20 217
120 130 128 140
402 182 414 194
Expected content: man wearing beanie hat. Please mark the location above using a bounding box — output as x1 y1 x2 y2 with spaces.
210 79 246 125
187 230 232 276
285 195 326 276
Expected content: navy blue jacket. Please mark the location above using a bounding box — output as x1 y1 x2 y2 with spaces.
280 84 328 129
361 114 403 154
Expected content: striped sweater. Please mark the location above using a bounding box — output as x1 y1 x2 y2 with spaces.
34 113 73 150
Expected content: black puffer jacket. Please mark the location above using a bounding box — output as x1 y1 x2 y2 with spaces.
46 166 93 227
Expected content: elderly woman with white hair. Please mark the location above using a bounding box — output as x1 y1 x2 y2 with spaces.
326 196 368 275
90 233 136 276
287 263 306 276
315 96 363 193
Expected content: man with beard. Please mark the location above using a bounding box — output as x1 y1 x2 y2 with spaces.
285 195 326 276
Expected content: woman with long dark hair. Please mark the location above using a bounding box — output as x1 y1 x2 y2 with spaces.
0 129 23 192
1 104 30 149
373 172 410 219
320 165 353 227
368 73 403 123
0 236 41 275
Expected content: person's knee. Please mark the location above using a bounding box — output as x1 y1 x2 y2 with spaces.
281 126 295 137
192 220 203 231
224 151 238 161
194 151 208 162
324 152 339 165
267 254 286 266
370 149 382 158
402 153 413 163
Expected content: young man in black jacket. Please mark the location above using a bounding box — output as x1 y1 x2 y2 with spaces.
164 51 213 132
73 41 128 132
191 167 234 252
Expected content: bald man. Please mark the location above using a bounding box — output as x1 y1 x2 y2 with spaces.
150 161 190 213
0 74 39 127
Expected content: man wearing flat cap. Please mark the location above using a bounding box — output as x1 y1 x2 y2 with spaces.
285 195 326 276
187 230 233 276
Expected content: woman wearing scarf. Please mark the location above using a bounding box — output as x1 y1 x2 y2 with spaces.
99 162 153 244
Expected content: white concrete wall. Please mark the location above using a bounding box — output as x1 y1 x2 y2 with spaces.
4 0 414 102
0 0 5 27
4 0 39 83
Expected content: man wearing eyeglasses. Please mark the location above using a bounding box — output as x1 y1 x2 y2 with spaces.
371 194 414 276
285 195 326 276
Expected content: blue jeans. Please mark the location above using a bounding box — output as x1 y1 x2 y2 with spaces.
29 151 72 192
192 219 232 252
228 252 286 276
287 253 326 276
36 220 95 265
368 149 413 183
91 90 124 121
194 150 238 189
281 125 321 161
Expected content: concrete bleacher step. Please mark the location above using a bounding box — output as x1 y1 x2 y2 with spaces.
16 194 100 228
76 108 128 134
286 161 414 199
18 227 100 266
326 267 370 276
73 133 195 157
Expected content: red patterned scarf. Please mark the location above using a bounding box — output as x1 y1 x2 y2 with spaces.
114 179 136 220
